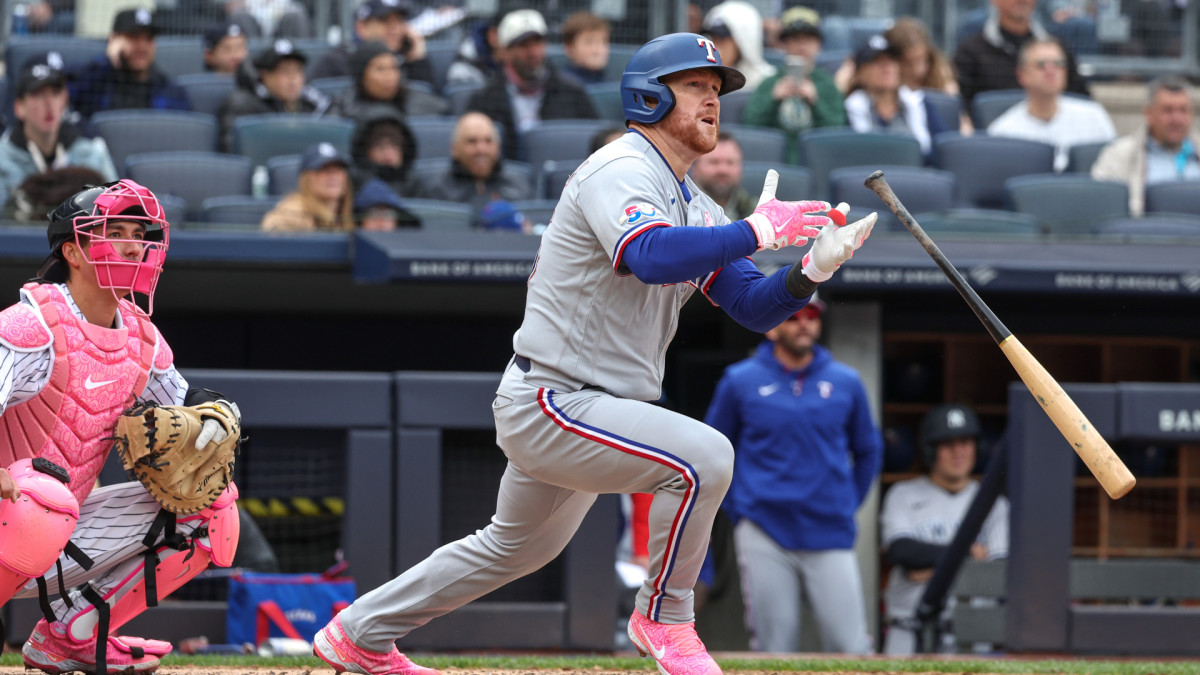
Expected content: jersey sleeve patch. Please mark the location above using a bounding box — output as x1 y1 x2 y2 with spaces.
611 203 672 275
0 303 53 351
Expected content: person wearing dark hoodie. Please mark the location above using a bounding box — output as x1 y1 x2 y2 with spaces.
217 38 331 152
334 41 448 123
410 111 531 215
704 298 882 654
349 111 418 197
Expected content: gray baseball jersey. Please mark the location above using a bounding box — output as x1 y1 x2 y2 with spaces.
879 476 1009 622
513 131 731 402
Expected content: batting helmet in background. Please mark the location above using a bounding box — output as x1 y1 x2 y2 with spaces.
919 403 981 469
621 32 747 124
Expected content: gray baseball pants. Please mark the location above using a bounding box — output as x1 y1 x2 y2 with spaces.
735 519 872 654
338 361 734 651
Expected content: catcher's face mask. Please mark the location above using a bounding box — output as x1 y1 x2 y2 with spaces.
66 180 170 314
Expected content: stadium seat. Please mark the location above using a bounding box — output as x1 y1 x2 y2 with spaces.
267 154 302 195
934 133 1055 209
4 36 102 89
1005 174 1129 235
519 119 612 170
829 165 956 232
816 50 850 74
586 82 624 123
830 165 955 213
798 128 923 201
720 124 787 165
157 193 188 229
741 162 814 203
197 195 282 228
923 89 963 129
310 76 353 99
909 208 1042 238
541 159 578 200
1144 181 1200 216
513 199 559 231
154 37 205 79
1092 213 1200 238
424 40 459 94
444 82 483 116
0 75 7 126
603 44 639 82
92 109 219 174
719 87 754 125
176 72 236 117
1066 141 1108 174
231 114 355 167
402 198 475 232
969 89 1025 129
125 151 254 221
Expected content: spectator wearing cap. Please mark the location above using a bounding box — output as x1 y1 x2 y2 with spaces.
954 0 1089 108
744 6 845 164
333 40 448 124
559 11 611 87
350 111 418 197
466 8 597 160
262 142 356 231
217 39 331 152
354 177 421 230
702 1 776 92
0 51 118 211
309 0 434 87
69 8 190 121
844 35 948 158
411 111 532 216
204 22 249 74
12 0 74 34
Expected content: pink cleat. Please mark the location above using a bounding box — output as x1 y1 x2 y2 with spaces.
23 619 168 674
627 610 722 675
313 615 440 675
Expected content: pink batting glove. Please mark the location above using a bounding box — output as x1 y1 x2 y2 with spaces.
744 169 832 250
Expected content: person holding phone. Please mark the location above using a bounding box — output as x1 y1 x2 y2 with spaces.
743 6 845 164
309 0 434 88
68 8 190 121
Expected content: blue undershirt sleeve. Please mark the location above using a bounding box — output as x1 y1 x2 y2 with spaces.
620 220 758 284
707 258 813 333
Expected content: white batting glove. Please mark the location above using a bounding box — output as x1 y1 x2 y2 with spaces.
744 169 832 251
195 399 241 450
800 203 877 282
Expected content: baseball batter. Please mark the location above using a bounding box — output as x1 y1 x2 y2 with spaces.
314 33 876 675
879 404 1009 654
0 180 241 674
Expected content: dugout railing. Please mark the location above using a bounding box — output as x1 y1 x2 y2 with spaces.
1 370 617 650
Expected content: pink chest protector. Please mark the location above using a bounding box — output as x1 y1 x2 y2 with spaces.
0 284 159 504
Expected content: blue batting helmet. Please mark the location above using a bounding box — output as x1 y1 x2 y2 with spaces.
621 32 747 125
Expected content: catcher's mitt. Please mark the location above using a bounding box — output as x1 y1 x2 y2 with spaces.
113 400 240 514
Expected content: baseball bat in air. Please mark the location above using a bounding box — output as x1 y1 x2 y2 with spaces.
863 170 1135 500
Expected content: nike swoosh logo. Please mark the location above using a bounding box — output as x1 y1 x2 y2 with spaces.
84 375 119 390
650 641 666 660
758 383 779 397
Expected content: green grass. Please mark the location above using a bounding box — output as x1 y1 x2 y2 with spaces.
4 653 1195 673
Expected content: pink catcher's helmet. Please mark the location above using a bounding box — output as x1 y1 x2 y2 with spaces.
38 179 170 314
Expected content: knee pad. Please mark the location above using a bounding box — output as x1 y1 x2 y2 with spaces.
0 459 79 607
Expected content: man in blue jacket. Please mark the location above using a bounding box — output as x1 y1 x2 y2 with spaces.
705 296 882 654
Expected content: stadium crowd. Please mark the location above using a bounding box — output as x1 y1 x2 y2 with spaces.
0 0 1196 237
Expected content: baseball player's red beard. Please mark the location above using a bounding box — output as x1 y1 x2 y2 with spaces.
665 110 719 155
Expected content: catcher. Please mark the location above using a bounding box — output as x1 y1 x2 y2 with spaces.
0 180 242 674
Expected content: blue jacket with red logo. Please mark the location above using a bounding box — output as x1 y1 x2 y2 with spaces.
705 341 883 550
